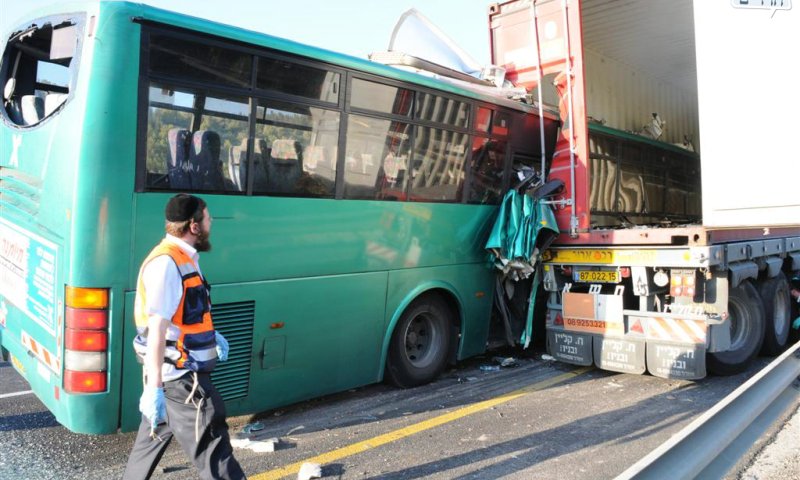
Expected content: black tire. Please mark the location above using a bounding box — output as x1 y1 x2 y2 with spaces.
385 295 452 388
707 281 765 376
757 273 792 356
789 273 800 344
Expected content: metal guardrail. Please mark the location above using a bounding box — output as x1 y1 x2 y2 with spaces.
616 340 800 480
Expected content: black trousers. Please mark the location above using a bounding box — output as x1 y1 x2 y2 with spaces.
123 372 246 480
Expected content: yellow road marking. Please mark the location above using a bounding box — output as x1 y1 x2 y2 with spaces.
252 367 592 480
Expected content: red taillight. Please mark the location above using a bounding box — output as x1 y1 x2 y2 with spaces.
620 267 631 278
64 370 107 393
65 329 108 352
65 307 108 330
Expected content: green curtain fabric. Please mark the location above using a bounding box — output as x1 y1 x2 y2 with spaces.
486 190 558 262
486 189 559 348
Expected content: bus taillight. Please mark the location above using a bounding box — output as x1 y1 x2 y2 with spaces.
65 286 109 309
65 307 108 329
64 286 109 394
65 329 108 351
64 371 107 393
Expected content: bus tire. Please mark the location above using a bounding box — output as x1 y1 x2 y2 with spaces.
757 273 791 356
707 280 765 376
385 295 452 388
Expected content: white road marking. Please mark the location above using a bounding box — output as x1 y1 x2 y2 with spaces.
0 390 34 399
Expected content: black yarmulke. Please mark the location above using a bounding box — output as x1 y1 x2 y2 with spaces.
165 194 200 222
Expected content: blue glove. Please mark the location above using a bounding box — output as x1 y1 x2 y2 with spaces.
215 331 229 362
793 316 800 330
139 386 166 429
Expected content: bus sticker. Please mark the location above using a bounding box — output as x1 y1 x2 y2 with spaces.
10 352 26 377
0 218 58 334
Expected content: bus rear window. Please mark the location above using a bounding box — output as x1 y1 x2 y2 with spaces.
1 17 82 127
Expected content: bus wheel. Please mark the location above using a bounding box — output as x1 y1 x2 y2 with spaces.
707 281 765 376
385 295 452 388
757 273 791 356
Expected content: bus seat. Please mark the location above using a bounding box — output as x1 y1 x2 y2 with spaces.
190 130 224 191
228 140 245 190
3 79 23 124
238 139 269 192
167 128 192 190
266 141 302 194
44 93 68 116
21 95 44 125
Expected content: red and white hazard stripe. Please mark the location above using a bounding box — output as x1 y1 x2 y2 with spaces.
21 330 61 374
644 317 707 344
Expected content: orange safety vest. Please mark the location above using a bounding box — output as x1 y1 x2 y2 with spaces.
133 240 217 373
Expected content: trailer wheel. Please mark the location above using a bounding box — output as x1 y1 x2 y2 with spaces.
707 281 765 376
757 273 791 356
385 295 452 388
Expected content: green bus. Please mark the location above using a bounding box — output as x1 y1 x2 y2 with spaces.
0 1 558 434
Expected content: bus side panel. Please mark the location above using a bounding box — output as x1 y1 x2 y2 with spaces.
384 263 494 366
120 272 387 431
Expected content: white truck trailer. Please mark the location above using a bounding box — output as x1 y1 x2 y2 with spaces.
488 0 800 379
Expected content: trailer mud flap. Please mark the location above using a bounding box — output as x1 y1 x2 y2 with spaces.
547 329 593 366
593 337 646 374
646 343 706 380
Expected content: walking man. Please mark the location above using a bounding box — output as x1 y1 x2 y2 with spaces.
124 194 246 480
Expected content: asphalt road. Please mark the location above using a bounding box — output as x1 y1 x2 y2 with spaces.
0 351 792 480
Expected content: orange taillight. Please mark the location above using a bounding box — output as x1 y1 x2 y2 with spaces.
66 286 109 309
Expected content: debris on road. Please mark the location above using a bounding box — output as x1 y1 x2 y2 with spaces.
297 462 322 480
241 421 265 435
493 356 519 368
285 425 305 436
231 436 280 453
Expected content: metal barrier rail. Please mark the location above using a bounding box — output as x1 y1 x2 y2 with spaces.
616 340 800 479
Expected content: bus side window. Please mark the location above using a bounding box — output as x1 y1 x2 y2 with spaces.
408 127 467 203
253 98 338 198
467 137 507 205
343 115 411 201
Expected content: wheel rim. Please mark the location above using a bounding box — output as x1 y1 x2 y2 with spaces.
403 312 439 368
773 288 790 338
728 294 753 350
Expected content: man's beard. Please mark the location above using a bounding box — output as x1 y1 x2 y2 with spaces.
195 228 212 252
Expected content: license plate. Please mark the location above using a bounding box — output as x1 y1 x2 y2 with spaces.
573 269 620 283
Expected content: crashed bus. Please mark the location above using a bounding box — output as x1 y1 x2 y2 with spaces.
0 2 559 433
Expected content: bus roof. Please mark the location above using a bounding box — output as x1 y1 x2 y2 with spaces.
6 1 555 118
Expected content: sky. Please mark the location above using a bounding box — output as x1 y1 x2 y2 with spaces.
0 0 494 65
